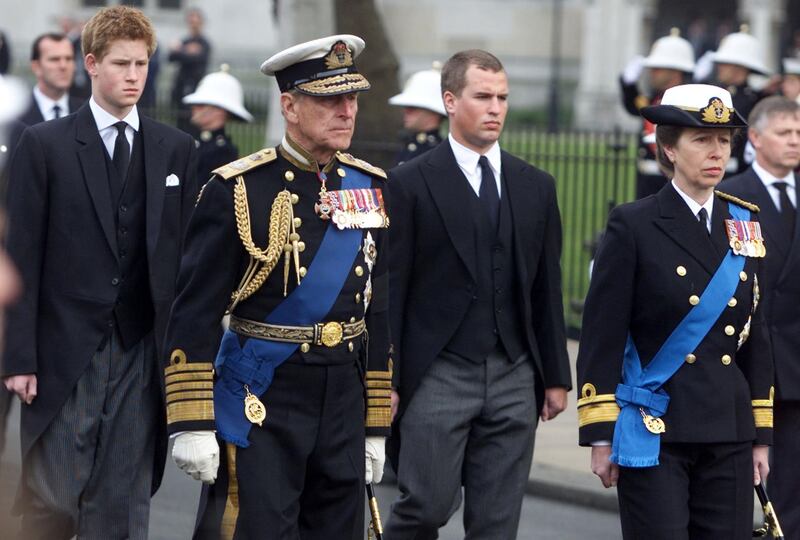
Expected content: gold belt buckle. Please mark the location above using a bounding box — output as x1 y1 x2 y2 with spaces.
318 321 344 347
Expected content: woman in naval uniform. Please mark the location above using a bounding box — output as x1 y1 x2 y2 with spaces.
577 84 773 539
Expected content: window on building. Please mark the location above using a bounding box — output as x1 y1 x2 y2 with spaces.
82 0 106 6
125 0 145 6
158 0 182 9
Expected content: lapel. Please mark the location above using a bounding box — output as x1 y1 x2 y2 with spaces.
421 141 478 281
502 153 534 284
75 104 118 259
141 116 167 258
653 184 722 276
744 169 791 257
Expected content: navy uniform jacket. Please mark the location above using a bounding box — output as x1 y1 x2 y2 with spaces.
723 168 800 401
620 77 662 164
196 127 238 183
577 185 774 446
163 144 392 438
395 129 442 165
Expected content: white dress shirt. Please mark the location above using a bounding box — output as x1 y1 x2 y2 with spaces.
672 180 714 233
752 160 796 212
33 86 70 121
448 133 502 197
89 97 139 160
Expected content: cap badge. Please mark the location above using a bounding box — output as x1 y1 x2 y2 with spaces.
701 97 732 124
324 41 353 70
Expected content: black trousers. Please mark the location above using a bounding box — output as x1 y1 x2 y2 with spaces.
194 360 366 540
770 400 800 540
618 441 753 540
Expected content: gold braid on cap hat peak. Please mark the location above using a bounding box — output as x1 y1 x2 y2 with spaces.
228 178 299 312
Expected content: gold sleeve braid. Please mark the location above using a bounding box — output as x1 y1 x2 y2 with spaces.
366 361 393 429
164 349 215 425
752 386 774 429
577 383 620 427
227 178 295 312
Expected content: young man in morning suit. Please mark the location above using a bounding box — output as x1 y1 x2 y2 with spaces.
385 49 571 539
723 95 800 538
1 7 199 539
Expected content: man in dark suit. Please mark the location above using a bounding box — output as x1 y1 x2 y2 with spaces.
384 49 571 539
1 7 198 539
19 33 83 126
723 95 800 539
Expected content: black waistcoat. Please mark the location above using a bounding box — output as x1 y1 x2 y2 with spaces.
445 175 526 362
103 129 154 349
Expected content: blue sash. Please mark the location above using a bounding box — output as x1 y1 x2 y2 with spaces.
214 165 371 447
611 202 749 467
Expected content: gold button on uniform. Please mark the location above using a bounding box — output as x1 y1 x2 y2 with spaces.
725 325 735 336
300 343 310 353
297 241 306 252
337 168 346 177
354 265 364 277
290 193 299 204
740 271 748 281
721 354 732 365
685 354 696 364
294 217 302 228
728 298 737 307
676 266 687 276
355 293 362 304
299 267 307 277
689 295 700 306
284 171 295 181
349 316 356 323
348 342 354 352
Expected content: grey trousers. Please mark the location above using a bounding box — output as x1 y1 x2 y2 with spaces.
385 347 537 540
19 331 158 540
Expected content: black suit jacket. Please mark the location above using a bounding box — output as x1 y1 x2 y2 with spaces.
18 91 85 126
388 140 571 420
723 168 800 401
577 185 774 446
2 103 199 491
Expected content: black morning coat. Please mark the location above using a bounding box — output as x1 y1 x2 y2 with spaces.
1 103 199 493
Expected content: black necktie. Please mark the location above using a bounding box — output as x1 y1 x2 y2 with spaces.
52 104 61 119
479 155 499 231
697 207 710 235
112 121 130 182
773 182 796 239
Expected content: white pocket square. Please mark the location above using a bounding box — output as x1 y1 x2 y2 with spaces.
166 174 180 187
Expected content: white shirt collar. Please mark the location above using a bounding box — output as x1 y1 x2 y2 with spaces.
33 86 70 120
88 96 140 133
448 133 501 179
671 179 714 223
752 159 795 190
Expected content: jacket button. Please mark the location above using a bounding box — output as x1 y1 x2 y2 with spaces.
724 325 735 336
689 295 700 306
685 354 696 364
721 354 732 365
120 205 128 213
111 277 120 286
728 298 737 307
676 266 687 276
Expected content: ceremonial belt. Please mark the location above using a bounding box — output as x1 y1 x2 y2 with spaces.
229 315 366 347
214 164 371 448
611 202 749 467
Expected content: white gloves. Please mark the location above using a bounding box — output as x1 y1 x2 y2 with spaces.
172 431 220 484
622 55 645 84
365 436 386 484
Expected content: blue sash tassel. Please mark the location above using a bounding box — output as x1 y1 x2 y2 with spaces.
611 202 749 467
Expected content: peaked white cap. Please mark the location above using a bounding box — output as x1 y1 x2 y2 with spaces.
388 63 446 116
183 66 253 122
643 28 696 73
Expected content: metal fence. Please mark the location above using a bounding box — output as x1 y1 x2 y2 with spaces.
144 104 640 335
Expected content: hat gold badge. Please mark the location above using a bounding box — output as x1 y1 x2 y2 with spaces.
324 41 354 70
701 97 732 124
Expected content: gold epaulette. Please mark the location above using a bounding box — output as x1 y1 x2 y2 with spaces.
577 383 620 428
164 349 215 425
752 386 774 429
212 147 278 180
336 151 387 180
634 94 650 110
715 190 760 213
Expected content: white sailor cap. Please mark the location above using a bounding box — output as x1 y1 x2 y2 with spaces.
641 83 747 128
183 65 253 122
783 58 800 76
0 75 29 125
388 63 446 116
260 34 370 96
